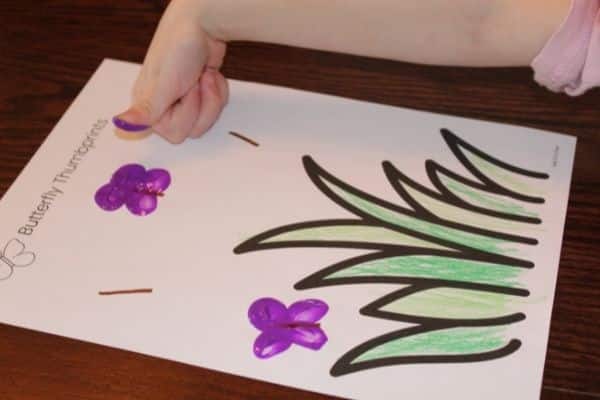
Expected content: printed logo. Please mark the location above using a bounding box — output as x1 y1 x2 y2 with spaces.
0 238 36 281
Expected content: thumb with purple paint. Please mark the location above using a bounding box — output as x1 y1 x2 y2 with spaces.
113 0 229 144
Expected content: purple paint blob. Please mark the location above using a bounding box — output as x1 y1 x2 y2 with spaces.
95 164 171 216
126 192 158 216
248 297 328 359
112 116 150 132
111 164 146 190
94 184 126 211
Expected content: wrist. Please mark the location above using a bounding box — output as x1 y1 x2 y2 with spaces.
197 0 253 42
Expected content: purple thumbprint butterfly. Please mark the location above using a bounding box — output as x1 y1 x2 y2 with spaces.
248 297 329 359
95 164 171 216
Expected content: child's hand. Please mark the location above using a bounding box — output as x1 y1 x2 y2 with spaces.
114 0 228 143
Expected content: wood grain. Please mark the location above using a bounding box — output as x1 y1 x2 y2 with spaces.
1 1 599 399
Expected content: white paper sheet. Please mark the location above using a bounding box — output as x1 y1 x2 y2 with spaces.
0 59 576 399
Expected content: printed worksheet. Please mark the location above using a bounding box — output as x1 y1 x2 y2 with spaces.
0 59 575 399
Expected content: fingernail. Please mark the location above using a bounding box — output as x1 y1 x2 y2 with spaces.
112 115 150 132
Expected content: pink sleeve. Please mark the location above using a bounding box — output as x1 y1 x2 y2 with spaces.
531 0 600 96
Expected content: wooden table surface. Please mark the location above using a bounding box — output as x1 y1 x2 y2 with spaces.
1 1 599 399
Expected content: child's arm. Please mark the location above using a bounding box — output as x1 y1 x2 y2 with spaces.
207 0 568 67
115 0 570 143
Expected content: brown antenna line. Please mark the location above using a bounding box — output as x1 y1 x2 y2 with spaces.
229 131 260 147
98 288 153 296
